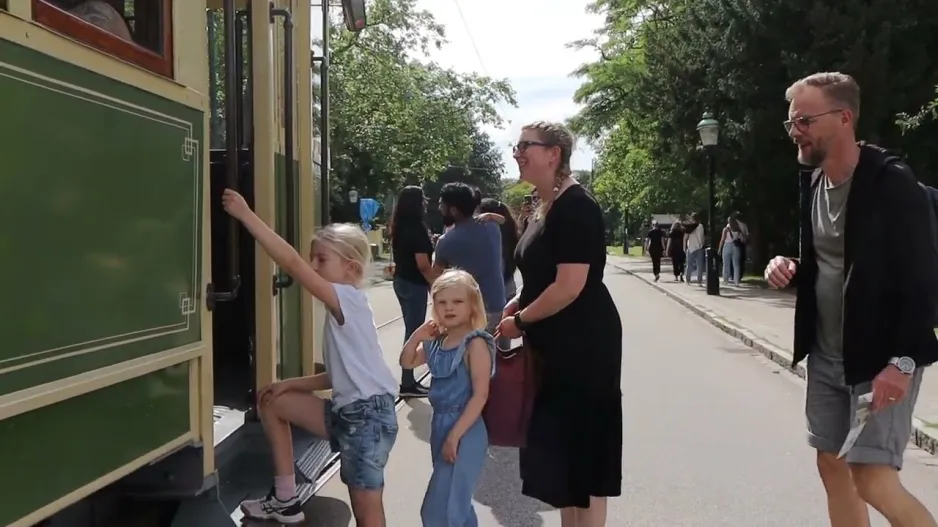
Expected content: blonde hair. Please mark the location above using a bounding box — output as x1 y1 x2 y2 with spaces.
785 71 861 125
522 121 576 218
430 269 487 331
311 223 371 286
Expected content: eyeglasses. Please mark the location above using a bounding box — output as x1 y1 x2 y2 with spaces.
783 109 843 134
513 140 552 154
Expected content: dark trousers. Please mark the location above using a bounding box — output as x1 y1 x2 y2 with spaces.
393 277 428 386
671 252 686 277
650 252 662 276
738 243 747 274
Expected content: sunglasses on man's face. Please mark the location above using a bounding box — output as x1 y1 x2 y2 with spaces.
513 140 552 154
783 109 843 134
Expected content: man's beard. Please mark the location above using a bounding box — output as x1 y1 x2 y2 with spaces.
442 214 455 226
798 139 827 167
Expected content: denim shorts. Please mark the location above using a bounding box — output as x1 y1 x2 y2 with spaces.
324 393 398 490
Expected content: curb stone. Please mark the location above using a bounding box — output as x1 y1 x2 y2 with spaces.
612 263 938 457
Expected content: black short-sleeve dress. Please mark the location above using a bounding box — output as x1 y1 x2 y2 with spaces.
516 184 623 509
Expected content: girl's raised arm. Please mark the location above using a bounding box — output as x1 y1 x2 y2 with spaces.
223 190 341 317
400 332 428 369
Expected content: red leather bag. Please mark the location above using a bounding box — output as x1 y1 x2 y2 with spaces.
483 342 539 448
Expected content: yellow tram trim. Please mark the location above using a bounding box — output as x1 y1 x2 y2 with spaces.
0 344 204 422
1 0 209 111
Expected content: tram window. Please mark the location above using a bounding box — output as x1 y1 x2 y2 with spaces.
32 0 173 77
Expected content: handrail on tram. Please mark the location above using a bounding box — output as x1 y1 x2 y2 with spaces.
271 2 297 294
206 0 243 311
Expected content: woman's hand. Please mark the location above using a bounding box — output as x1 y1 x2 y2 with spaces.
442 433 460 463
222 189 252 221
476 212 505 224
257 379 296 406
496 316 522 339
502 297 520 319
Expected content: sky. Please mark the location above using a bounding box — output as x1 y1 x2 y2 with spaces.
413 0 604 180
312 0 604 182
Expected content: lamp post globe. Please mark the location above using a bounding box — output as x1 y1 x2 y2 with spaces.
697 112 720 147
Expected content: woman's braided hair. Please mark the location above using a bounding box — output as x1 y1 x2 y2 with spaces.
522 121 576 218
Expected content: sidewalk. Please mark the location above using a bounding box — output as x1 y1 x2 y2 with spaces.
609 255 938 456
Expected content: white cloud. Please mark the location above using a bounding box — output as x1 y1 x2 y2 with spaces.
313 0 603 181
414 0 603 180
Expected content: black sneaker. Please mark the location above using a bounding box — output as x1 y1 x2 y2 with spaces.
240 489 304 524
654 275 660 282
399 382 429 398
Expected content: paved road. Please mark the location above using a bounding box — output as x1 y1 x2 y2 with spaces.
301 268 938 526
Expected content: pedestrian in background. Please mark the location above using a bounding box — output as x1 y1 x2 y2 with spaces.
645 220 665 282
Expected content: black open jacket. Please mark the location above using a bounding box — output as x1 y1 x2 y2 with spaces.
791 142 938 385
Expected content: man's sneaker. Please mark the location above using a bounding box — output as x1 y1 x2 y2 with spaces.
399 382 429 398
239 490 305 524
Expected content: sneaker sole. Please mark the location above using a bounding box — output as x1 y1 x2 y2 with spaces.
240 505 305 524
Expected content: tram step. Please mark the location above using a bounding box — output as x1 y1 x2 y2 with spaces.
294 434 335 484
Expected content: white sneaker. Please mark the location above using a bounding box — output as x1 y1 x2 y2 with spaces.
239 490 305 524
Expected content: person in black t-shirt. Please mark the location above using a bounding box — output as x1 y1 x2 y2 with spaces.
390 186 433 397
645 221 665 281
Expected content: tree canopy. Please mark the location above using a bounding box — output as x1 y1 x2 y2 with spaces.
569 0 938 265
324 0 516 208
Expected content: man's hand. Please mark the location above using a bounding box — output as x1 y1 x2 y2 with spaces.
764 256 797 289
871 365 911 411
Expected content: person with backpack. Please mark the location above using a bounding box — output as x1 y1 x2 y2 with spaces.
765 72 938 527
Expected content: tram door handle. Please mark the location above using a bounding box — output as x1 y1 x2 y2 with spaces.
207 0 244 312
271 3 297 296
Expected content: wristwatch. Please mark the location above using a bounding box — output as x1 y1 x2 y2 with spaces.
513 312 530 332
889 356 916 375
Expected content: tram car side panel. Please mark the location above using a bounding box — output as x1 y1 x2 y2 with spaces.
0 2 212 525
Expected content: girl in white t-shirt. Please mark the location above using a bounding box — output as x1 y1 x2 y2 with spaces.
222 189 398 526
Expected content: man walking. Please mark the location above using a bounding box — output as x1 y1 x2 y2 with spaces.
432 182 506 333
765 72 938 527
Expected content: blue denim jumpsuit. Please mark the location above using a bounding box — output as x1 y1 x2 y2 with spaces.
420 330 495 527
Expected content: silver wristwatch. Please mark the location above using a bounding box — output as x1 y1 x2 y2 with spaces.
889 356 916 375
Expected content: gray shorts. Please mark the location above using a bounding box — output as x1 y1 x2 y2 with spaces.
805 352 924 469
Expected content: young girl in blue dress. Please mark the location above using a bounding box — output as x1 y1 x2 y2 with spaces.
400 269 495 527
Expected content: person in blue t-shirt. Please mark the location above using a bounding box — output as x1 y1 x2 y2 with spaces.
431 183 506 335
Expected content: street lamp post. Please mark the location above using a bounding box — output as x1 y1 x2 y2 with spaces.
697 112 720 296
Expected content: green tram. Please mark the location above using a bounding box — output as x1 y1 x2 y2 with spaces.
0 1 364 525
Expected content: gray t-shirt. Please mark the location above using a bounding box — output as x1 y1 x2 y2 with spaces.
435 220 506 313
811 172 853 359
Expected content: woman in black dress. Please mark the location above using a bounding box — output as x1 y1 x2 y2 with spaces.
497 121 622 526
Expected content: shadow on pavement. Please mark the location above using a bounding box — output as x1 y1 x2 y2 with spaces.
474 447 553 527
294 496 353 527
404 399 433 444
